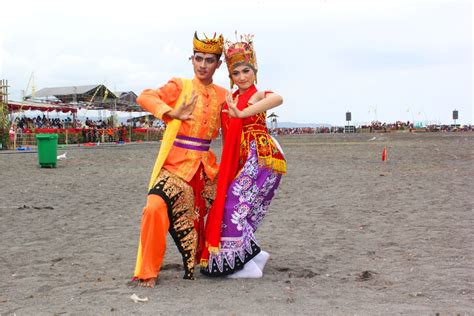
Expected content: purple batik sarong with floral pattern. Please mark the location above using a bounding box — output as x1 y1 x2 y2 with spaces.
201 141 281 276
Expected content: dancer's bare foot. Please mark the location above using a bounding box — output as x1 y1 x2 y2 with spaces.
138 277 156 288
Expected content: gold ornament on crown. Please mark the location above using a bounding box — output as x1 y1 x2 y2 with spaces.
193 31 224 55
224 33 258 87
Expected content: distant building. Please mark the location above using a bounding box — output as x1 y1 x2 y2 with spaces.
114 91 140 111
268 112 279 130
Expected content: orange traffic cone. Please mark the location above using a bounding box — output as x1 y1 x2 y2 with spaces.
381 146 387 161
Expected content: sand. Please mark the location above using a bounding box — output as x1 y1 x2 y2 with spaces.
0 132 473 315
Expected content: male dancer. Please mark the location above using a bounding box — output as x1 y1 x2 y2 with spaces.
133 32 226 287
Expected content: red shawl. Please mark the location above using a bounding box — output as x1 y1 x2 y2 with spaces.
201 84 257 264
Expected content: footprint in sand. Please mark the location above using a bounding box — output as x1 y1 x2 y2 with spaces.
161 263 182 271
275 267 318 278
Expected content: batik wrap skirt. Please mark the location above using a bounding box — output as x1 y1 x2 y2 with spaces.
201 141 282 276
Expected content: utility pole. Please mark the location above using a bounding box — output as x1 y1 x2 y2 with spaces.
0 79 11 149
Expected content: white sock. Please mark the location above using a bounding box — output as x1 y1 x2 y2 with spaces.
227 260 263 279
252 251 270 271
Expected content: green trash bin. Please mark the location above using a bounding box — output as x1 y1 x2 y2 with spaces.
36 134 58 168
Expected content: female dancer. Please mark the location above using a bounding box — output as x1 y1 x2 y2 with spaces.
201 35 286 278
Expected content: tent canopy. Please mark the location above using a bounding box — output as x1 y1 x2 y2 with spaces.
33 84 116 103
27 85 140 111
8 101 78 113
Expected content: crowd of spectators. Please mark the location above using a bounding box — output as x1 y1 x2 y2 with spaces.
360 120 414 132
361 121 473 132
9 114 167 145
270 120 473 135
80 123 129 143
426 124 473 132
10 115 474 137
11 115 164 132
272 127 343 135
14 115 76 132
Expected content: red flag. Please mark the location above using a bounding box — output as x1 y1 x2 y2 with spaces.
382 146 387 161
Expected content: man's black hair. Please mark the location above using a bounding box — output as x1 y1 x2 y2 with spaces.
193 51 222 61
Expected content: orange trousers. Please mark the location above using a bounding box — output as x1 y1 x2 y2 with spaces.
134 167 211 281
136 194 170 280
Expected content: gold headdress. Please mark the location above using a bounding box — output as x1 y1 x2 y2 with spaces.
224 34 258 87
193 32 224 55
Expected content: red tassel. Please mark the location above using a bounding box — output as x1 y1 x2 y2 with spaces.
382 146 387 161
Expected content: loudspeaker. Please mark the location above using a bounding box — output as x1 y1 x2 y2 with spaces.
453 110 458 120
346 112 351 121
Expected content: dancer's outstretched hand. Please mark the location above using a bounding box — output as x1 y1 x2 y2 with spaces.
223 91 244 118
168 91 198 121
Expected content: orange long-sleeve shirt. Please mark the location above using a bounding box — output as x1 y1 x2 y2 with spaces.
137 77 226 182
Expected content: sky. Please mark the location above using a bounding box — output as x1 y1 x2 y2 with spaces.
1 0 472 126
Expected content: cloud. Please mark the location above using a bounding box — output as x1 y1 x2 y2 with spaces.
1 0 471 124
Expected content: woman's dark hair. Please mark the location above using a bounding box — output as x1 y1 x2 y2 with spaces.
231 61 257 74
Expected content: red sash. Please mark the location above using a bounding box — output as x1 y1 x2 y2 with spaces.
201 84 257 264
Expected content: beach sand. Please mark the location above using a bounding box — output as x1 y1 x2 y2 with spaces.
0 132 473 315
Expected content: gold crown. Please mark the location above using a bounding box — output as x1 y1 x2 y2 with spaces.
224 34 258 87
193 32 224 55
